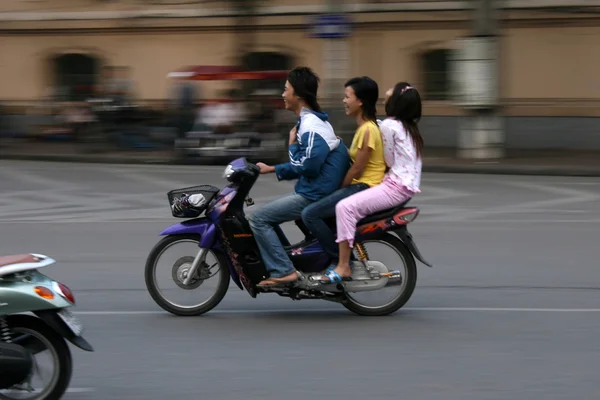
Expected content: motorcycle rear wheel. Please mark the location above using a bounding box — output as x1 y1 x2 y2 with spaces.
0 314 72 400
342 234 417 317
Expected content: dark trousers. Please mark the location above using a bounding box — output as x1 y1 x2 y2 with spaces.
301 183 369 264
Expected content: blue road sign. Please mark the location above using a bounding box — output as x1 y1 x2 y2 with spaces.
309 14 352 39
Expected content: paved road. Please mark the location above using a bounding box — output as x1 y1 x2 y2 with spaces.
1 160 599 400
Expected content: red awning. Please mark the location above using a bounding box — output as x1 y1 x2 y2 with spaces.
167 66 288 81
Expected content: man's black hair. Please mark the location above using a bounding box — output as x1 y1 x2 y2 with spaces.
287 67 322 112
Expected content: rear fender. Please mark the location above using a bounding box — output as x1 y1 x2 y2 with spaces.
33 310 94 352
393 226 433 268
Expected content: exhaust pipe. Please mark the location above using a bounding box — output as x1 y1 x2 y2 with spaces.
382 270 403 286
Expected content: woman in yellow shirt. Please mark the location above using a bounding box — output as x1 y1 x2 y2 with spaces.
301 76 386 265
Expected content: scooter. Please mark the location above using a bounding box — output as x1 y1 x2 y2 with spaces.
0 253 93 399
145 157 432 317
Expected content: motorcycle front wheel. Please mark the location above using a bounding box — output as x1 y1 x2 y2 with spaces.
0 314 72 400
144 234 230 316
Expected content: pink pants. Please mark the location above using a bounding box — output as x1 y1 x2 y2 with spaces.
335 176 414 247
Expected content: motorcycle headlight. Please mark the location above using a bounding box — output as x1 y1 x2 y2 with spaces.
223 164 235 179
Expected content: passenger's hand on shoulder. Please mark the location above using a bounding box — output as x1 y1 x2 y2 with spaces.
256 162 275 174
289 126 298 145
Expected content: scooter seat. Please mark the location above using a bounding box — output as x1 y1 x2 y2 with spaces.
0 254 38 268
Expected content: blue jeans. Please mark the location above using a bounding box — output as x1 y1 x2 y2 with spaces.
301 183 369 263
248 193 313 278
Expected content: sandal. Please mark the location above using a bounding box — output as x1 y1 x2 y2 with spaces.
322 266 335 274
314 269 352 284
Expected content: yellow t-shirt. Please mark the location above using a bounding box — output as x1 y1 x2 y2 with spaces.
348 120 386 187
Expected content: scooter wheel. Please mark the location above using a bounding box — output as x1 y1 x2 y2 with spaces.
0 314 73 400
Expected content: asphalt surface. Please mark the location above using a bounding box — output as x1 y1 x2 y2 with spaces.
1 160 599 400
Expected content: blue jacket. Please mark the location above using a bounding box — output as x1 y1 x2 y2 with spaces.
275 108 350 201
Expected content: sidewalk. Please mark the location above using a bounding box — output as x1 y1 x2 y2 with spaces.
1 140 599 177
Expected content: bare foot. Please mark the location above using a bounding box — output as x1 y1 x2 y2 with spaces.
257 271 298 287
269 271 299 283
257 279 279 287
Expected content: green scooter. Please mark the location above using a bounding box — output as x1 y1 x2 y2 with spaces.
0 253 93 400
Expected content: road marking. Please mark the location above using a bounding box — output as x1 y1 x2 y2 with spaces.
66 388 95 393
415 185 472 202
408 307 600 312
2 161 599 224
416 218 600 224
72 307 600 316
431 180 600 222
0 168 82 190
17 387 95 394
113 169 192 190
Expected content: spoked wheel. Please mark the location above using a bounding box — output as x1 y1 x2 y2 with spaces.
0 315 72 400
342 233 417 316
144 234 230 316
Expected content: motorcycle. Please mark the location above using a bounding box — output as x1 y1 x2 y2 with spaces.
144 157 432 317
0 253 93 400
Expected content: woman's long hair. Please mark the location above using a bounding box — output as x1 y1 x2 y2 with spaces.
385 82 424 158
345 76 379 124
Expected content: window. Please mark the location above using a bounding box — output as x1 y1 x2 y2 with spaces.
421 49 450 101
240 51 293 94
53 53 99 101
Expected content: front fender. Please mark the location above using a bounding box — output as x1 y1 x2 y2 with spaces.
160 218 210 236
160 218 217 248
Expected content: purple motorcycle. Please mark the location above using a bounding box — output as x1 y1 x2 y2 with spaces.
144 158 432 316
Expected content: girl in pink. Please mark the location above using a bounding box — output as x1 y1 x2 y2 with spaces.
317 82 424 283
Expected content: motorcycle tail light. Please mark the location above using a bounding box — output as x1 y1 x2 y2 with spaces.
53 282 76 305
34 286 54 300
400 209 419 223
394 208 419 224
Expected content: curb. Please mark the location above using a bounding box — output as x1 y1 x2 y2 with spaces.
2 153 600 177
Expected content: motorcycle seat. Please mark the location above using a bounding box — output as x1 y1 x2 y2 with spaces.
294 199 414 240
357 199 412 226
0 254 38 268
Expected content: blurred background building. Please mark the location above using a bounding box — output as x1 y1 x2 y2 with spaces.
0 0 597 159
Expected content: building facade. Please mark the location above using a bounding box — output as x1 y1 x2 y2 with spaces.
1 0 598 149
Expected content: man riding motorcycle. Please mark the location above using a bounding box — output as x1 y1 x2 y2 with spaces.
248 66 349 287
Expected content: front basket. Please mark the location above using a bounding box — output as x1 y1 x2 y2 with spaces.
167 185 221 218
